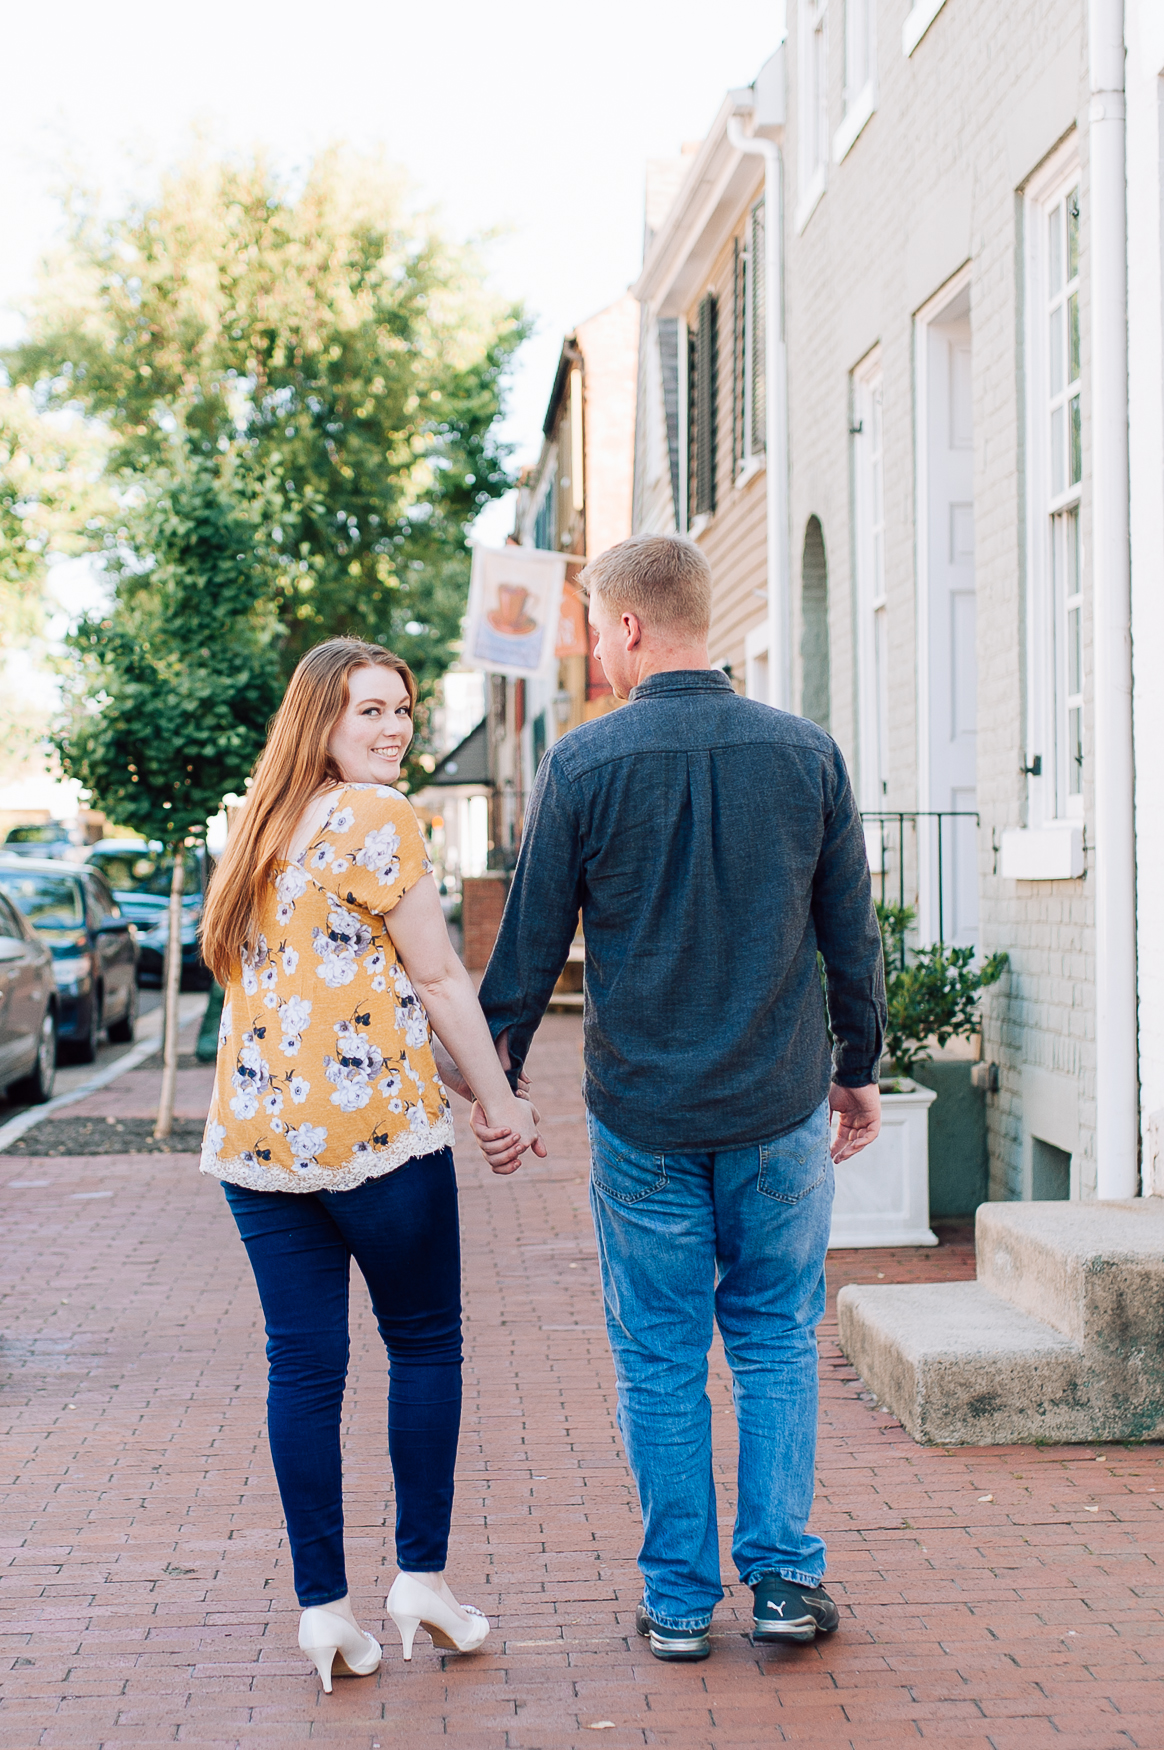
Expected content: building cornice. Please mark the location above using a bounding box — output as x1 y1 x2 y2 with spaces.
632 96 766 318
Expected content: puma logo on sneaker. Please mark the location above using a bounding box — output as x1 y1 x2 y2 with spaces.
751 1577 840 1644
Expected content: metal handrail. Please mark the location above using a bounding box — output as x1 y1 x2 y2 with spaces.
861 810 980 949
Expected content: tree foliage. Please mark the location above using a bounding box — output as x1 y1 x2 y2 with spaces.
0 384 112 643
876 904 1008 1075
55 452 284 848
10 147 525 689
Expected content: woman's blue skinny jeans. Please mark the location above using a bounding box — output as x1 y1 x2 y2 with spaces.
223 1147 462 1608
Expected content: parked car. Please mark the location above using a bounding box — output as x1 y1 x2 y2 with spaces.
3 821 73 859
0 856 138 1063
75 840 210 989
0 885 57 1103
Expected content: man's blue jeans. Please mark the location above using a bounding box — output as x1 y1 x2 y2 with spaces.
586 1102 832 1632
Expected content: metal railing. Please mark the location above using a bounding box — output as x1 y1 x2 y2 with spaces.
861 810 980 957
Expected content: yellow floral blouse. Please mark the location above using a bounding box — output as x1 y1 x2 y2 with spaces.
201 784 454 1194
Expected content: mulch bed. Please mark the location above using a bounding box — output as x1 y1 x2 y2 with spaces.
2 1115 207 1156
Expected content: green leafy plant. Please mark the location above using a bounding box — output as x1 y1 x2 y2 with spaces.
876 902 1008 1076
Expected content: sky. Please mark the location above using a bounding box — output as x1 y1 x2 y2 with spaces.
0 0 784 538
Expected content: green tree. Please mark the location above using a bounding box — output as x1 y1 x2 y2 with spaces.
9 148 525 691
56 449 284 1133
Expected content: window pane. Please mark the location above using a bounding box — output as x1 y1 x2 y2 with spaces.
1049 204 1063 293
1070 393 1081 487
1049 305 1064 395
1051 404 1066 496
1067 188 1080 281
1067 505 1080 593
1069 706 1082 793
1068 604 1081 695
1067 291 1080 385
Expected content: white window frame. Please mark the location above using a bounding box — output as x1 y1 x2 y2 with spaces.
745 621 771 704
1023 139 1083 831
902 0 946 57
834 0 876 162
852 348 888 810
796 0 829 233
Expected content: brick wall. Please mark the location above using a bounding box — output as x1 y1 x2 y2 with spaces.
781 0 1091 1198
462 875 509 972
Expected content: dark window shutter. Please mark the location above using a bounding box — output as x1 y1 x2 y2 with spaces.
750 201 766 456
692 292 718 518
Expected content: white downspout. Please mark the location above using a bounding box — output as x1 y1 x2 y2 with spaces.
1089 0 1138 1199
727 110 789 711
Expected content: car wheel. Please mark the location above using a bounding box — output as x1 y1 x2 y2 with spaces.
107 979 137 1044
9 1007 57 1104
73 990 101 1064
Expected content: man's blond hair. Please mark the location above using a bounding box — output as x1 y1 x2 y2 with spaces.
580 535 712 640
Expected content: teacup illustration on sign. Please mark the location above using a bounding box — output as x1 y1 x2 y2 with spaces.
487 584 539 637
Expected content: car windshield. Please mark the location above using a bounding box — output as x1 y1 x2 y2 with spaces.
0 870 84 930
5 823 63 844
89 848 199 897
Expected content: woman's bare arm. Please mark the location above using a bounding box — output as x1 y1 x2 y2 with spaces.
385 875 545 1168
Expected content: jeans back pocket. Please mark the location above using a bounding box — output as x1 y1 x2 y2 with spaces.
756 1107 830 1204
588 1120 668 1205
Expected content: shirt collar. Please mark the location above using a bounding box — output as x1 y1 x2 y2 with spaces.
628 668 734 703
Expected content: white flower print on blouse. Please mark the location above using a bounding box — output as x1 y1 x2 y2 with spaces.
275 864 308 925
281 944 299 975
263 1090 284 1116
288 1121 328 1169
217 1003 232 1051
324 1019 384 1114
203 1120 226 1159
354 820 402 888
308 840 334 871
230 1029 272 1121
277 993 313 1058
287 1073 310 1104
312 904 374 989
327 805 355 835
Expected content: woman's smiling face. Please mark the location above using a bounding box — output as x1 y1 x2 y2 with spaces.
327 664 414 785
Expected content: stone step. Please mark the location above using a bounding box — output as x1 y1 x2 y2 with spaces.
976 1198 1164 1351
836 1199 1164 1445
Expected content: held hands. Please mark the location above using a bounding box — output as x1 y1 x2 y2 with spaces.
829 1081 881 1162
470 1094 547 1174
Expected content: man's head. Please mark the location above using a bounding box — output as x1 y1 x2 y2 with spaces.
581 535 712 698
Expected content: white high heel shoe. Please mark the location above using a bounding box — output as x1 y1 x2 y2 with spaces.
297 1603 382 1692
386 1573 490 1660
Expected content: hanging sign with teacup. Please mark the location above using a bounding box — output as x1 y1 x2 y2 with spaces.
463 544 567 679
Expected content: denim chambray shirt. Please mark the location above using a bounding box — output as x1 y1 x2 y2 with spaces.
478 669 886 1154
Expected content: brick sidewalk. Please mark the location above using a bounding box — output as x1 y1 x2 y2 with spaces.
2 1013 1163 1748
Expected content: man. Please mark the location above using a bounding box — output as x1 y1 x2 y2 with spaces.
474 534 885 1660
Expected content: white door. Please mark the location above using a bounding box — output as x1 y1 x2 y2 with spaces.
925 302 977 946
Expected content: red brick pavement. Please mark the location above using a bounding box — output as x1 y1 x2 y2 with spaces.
2 1012 1163 1748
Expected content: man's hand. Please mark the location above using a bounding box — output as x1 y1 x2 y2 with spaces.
829 1082 881 1162
470 1099 548 1174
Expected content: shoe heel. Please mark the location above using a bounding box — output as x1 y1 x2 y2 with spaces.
305 1642 337 1692
391 1610 420 1661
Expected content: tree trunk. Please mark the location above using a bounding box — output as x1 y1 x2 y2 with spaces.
153 851 186 1140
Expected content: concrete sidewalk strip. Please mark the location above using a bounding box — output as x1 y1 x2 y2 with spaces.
1 1011 1163 1748
0 991 205 1154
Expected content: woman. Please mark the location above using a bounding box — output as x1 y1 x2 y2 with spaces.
200 637 542 1691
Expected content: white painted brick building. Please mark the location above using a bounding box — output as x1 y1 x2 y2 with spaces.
633 0 1157 1208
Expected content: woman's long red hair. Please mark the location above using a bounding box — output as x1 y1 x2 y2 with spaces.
200 638 417 984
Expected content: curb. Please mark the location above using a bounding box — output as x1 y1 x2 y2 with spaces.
0 993 206 1155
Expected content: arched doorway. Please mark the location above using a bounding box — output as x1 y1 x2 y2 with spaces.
801 516 831 730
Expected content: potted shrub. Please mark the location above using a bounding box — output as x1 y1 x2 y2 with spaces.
828 906 1007 1249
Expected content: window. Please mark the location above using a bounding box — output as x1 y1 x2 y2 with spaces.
834 0 876 161
732 203 766 479
688 292 718 522
797 0 829 230
1024 151 1083 826
852 356 887 806
533 469 556 551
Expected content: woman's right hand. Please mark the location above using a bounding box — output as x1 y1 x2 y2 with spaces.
470 1094 547 1175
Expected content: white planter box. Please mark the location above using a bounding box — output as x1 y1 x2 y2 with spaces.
829 1080 938 1249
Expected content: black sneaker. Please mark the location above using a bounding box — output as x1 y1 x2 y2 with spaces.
635 1600 711 1661
750 1576 839 1644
